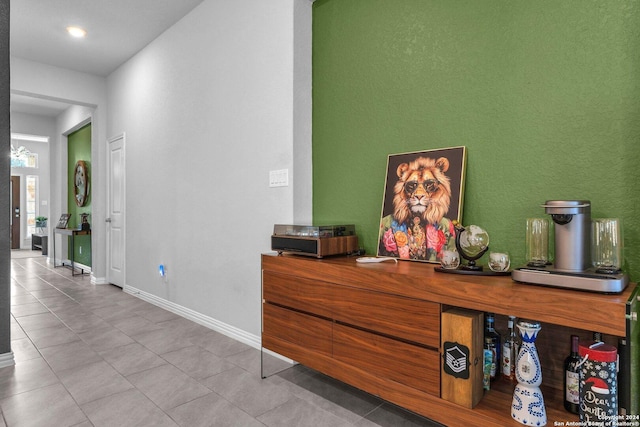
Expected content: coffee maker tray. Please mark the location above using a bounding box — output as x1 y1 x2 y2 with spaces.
512 267 629 294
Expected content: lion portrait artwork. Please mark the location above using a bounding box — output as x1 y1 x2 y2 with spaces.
378 148 466 262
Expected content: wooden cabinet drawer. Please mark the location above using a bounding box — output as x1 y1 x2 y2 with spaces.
332 286 440 348
332 324 439 396
262 304 332 357
262 271 333 318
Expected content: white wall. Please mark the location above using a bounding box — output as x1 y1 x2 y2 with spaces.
107 0 312 337
293 0 313 224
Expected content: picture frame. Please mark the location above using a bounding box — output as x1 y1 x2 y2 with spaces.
56 214 71 229
377 146 467 263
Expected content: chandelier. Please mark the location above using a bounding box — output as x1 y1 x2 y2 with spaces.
10 145 32 168
11 144 30 158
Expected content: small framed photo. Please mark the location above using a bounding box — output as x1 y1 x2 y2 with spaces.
378 146 467 263
56 214 71 229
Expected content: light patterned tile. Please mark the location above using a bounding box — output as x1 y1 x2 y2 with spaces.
168 392 264 427
26 324 80 349
15 312 63 333
0 383 88 427
81 388 178 427
189 330 251 358
99 342 167 376
78 325 134 352
257 396 352 427
0 358 59 399
132 327 193 355
161 345 235 380
10 338 41 362
39 340 102 373
57 360 134 405
108 314 162 336
356 402 445 427
126 364 211 411
10 302 50 318
202 366 293 417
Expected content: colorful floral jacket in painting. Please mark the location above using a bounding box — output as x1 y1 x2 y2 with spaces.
378 215 456 262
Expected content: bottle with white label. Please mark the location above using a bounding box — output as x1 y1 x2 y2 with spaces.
502 316 517 381
563 335 580 414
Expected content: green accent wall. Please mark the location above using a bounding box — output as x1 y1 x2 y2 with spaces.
312 0 640 281
67 124 91 267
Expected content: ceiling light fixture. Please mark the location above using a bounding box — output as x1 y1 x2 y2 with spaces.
66 26 87 38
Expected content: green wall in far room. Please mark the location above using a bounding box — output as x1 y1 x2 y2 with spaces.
67 124 91 267
312 0 640 281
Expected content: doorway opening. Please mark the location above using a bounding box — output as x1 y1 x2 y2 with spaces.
10 133 50 256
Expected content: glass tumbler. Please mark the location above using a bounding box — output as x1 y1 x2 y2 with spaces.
440 249 460 269
591 218 623 273
488 251 510 272
525 218 549 267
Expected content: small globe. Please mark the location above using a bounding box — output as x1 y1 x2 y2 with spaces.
458 225 490 259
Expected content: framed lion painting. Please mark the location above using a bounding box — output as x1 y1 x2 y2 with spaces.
378 146 467 263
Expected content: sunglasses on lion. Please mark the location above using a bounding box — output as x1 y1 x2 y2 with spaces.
404 179 439 194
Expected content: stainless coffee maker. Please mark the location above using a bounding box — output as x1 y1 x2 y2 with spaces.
512 200 628 293
544 200 591 272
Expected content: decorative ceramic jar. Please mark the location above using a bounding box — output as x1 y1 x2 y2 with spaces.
511 320 547 426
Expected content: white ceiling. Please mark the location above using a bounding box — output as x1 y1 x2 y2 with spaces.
10 0 205 117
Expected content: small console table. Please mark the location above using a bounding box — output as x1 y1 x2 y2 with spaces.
31 233 48 255
53 228 91 276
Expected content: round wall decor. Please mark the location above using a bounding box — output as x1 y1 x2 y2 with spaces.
74 160 89 206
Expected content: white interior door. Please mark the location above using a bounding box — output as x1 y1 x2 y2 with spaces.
107 134 125 287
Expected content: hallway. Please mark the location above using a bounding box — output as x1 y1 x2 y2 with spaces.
1 256 440 427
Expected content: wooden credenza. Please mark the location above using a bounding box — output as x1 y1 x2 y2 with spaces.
261 253 638 426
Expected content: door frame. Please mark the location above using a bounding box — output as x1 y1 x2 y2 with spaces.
10 176 20 249
106 133 126 287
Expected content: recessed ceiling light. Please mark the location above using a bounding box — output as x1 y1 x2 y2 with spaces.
66 26 87 38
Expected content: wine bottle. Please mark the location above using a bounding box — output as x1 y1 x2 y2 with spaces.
564 335 580 414
502 315 517 381
484 313 501 380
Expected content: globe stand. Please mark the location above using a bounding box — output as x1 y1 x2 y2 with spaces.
434 224 510 276
454 224 488 271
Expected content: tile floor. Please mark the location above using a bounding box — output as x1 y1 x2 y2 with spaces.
1 255 442 427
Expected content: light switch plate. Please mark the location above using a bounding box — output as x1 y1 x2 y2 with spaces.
269 169 289 187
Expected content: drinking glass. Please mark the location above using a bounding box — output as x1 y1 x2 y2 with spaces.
488 251 510 272
440 249 460 269
591 218 623 273
526 218 549 267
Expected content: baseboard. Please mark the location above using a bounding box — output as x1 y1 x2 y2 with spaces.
123 285 261 350
0 352 15 368
91 276 109 285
